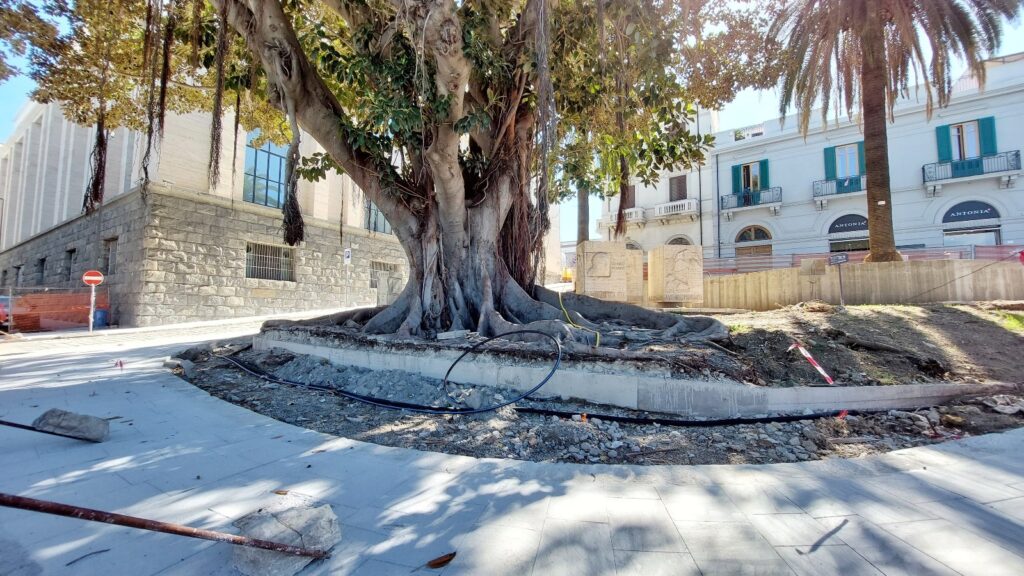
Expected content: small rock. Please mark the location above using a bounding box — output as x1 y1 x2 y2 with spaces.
607 449 618 458
940 414 965 427
31 409 109 443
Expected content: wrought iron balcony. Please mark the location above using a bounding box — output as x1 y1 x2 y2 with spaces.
922 150 1021 183
813 175 866 197
654 199 699 218
720 187 782 210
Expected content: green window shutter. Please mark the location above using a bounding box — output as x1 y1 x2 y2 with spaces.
824 147 837 180
978 116 997 155
936 125 952 162
759 159 770 189
732 164 742 194
857 141 866 175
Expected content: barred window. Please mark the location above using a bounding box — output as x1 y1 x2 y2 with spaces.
36 257 46 284
64 248 77 282
364 200 392 234
246 242 295 281
369 260 398 289
243 131 288 208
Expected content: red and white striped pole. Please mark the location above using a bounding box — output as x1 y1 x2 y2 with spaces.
788 340 834 386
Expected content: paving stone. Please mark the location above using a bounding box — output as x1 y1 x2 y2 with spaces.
659 484 746 522
232 504 341 576
545 488 609 524
913 497 1024 556
909 467 1024 504
881 518 1024 576
988 496 1024 523
816 516 958 576
532 518 615 575
674 521 794 576
441 523 542 576
612 549 701 576
748 513 838 547
607 498 685 553
721 482 803 515
775 544 884 576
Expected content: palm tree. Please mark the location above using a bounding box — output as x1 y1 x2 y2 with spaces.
770 0 1022 262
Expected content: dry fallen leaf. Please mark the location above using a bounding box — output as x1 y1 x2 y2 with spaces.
426 552 456 569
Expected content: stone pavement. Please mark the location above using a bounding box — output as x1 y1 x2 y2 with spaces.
1 326 1023 575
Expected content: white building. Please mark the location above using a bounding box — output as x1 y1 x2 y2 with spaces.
0 101 559 327
601 53 1024 262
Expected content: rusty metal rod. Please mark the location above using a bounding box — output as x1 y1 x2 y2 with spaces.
0 419 100 442
0 493 329 558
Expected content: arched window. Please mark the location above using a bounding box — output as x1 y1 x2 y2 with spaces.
625 241 642 251
667 236 691 246
736 226 771 243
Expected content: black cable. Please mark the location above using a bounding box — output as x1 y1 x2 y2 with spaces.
216 329 562 415
215 335 878 427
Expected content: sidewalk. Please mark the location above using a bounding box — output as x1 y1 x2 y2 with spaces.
1 332 1022 575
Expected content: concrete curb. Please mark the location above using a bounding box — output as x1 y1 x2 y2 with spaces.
256 329 1018 418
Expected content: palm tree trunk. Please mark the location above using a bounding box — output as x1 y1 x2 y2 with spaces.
860 18 900 262
577 190 590 245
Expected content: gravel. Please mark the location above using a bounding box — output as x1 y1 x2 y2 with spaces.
178 343 1024 466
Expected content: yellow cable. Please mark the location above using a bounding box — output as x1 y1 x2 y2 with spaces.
558 290 600 347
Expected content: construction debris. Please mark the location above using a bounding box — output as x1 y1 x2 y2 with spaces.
30 408 109 442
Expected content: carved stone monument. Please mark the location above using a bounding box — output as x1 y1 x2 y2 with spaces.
575 241 644 304
648 245 704 304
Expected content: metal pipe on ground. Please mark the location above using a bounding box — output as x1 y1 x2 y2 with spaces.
0 493 329 559
0 408 110 442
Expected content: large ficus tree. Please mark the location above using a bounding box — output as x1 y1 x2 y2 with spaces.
7 0 770 344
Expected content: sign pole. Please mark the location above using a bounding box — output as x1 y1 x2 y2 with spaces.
837 263 845 307
89 284 96 333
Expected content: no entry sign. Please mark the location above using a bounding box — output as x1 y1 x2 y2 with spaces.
82 270 104 286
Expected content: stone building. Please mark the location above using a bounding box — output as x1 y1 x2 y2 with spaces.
601 52 1024 260
0 103 413 327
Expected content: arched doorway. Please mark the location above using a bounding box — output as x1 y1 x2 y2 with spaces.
828 214 869 252
941 201 1001 246
735 226 772 257
667 236 692 246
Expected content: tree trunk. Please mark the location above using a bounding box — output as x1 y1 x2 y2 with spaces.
860 14 901 263
577 190 590 245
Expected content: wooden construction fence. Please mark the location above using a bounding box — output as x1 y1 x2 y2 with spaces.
701 259 1024 311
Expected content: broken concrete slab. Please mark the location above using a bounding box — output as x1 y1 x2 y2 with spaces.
232 504 340 576
163 358 196 379
30 408 109 443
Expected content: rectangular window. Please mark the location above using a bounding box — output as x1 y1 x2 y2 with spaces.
369 260 398 289
36 257 46 285
0 269 7 287
836 144 860 178
364 200 392 234
950 121 980 161
102 238 118 275
13 265 23 287
242 132 288 208
245 242 294 281
669 175 687 201
64 249 77 282
741 162 760 191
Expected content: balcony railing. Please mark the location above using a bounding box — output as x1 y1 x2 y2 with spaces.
624 207 646 223
720 187 782 210
813 175 866 197
922 150 1021 183
654 198 699 218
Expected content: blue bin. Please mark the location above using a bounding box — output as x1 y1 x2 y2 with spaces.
93 309 109 329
